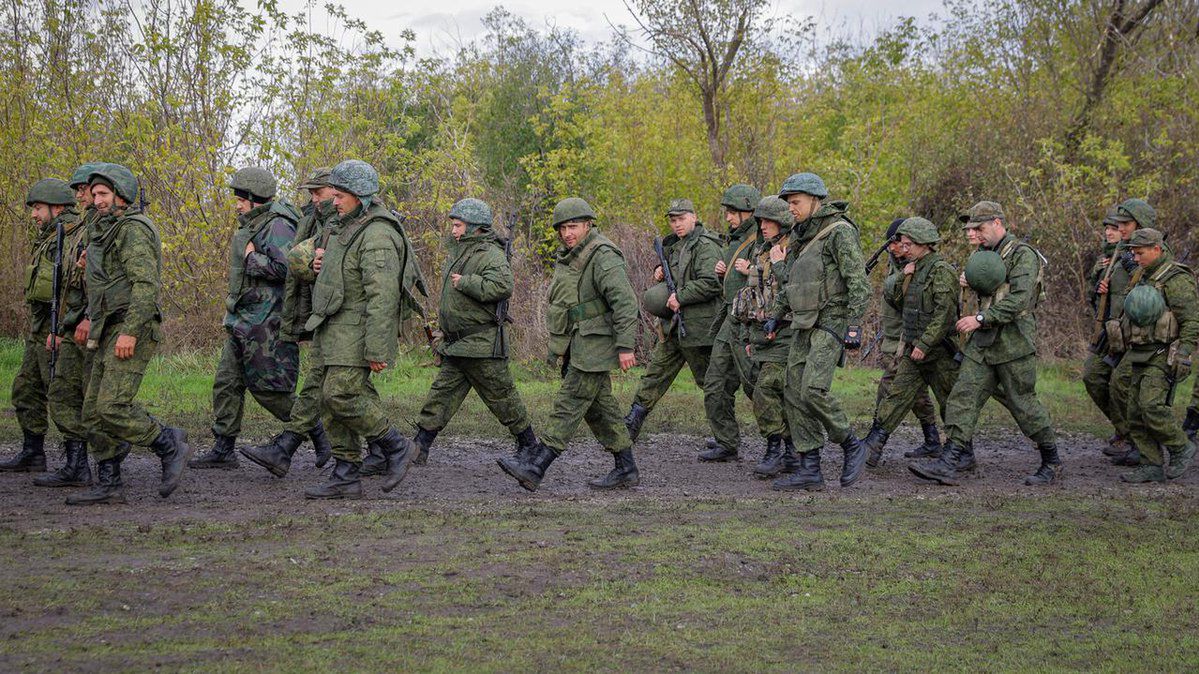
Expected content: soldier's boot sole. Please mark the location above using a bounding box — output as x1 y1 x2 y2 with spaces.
238 447 291 478
753 464 784 479
588 471 639 490
496 457 541 492
771 478 824 492
33 474 92 488
698 450 739 463
909 463 976 486
188 457 240 470
0 459 47 473
303 485 364 500
65 488 128 506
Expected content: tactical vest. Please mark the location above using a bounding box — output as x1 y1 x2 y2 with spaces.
86 212 162 340
546 235 619 357
783 219 851 329
732 242 786 324
900 255 954 345
1118 261 1190 349
224 201 298 315
23 213 83 304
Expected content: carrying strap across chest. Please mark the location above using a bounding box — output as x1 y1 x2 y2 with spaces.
566 238 616 323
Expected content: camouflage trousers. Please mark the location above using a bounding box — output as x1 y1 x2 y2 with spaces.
11 332 51 435
1120 354 1188 466
48 336 95 442
703 330 757 451
875 351 939 427
282 342 326 435
751 360 788 439
85 327 163 460
876 348 960 433
632 335 711 412
417 356 530 435
321 365 391 463
540 367 631 454
785 326 853 453
944 353 1055 447
211 334 295 437
1083 352 1131 438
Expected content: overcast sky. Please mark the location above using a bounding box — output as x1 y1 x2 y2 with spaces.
271 0 949 55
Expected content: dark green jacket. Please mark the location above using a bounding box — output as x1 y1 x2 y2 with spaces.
714 216 759 342
739 232 792 363
879 254 904 356
658 224 722 348
223 200 298 334
60 207 97 335
771 201 870 332
85 207 162 344
1087 241 1136 323
281 198 336 341
886 251 959 357
964 233 1043 365
1124 253 1199 363
437 228 513 359
24 208 83 338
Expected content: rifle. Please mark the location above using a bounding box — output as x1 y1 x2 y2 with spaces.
493 219 515 358
654 236 686 338
864 237 893 274
1090 248 1121 354
423 321 441 366
48 220 64 380
861 328 885 359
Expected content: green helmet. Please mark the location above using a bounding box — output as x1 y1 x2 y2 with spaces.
449 198 493 228
299 167 332 190
551 197 596 228
778 172 828 199
897 217 941 245
288 237 317 277
721 184 762 212
26 178 75 207
328 159 379 198
69 163 102 188
964 250 1006 296
752 196 795 229
642 282 674 319
1124 284 1167 327
230 167 277 202
88 163 139 204
1115 198 1155 229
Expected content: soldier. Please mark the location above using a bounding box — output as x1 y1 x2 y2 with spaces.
66 163 194 505
623 199 723 453
497 198 639 491
701 184 761 460
241 168 337 477
868 218 942 462
732 197 798 477
299 159 415 499
861 218 961 466
38 164 105 487
1111 228 1197 483
910 201 1061 487
189 168 300 470
765 172 870 491
1 179 81 473
410 198 537 464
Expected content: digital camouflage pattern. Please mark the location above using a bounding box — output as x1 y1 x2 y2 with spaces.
327 159 379 203
449 198 493 228
436 227 511 359
1083 239 1135 437
48 206 102 444
540 368 632 454
417 356 530 434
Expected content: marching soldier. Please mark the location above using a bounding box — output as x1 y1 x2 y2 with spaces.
766 172 870 491
861 218 961 466
623 199 723 451
190 168 300 470
410 198 538 464
497 198 639 491
67 163 194 504
1111 228 1197 482
1 179 81 474
702 184 761 460
241 168 337 477
910 201 1060 487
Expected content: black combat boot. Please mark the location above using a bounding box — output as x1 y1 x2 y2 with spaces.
513 425 538 461
698 440 738 462
1024 442 1063 486
189 434 239 469
65 454 127 505
309 421 332 468
1184 408 1199 438
1103 434 1129 457
904 422 942 460
705 438 720 450
1111 447 1141 466
303 459 363 499
0 432 46 472
624 403 649 442
909 440 975 486
780 438 800 473
149 426 194 498
497 442 559 492
771 450 824 491
33 440 92 487
589 449 639 489
862 424 890 468
753 435 785 477
412 427 439 466
360 440 388 476
240 431 304 478
372 428 415 493
839 432 868 487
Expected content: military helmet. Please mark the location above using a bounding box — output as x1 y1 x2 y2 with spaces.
88 163 139 204
1124 284 1167 327
778 172 828 199
230 167 277 202
1115 198 1155 229
642 282 675 319
964 250 1006 296
449 198 493 228
897 217 941 245
328 159 380 198
288 237 317 277
69 163 102 188
752 196 795 229
26 178 75 207
551 197 597 228
299 167 332 190
1101 205 1121 227
721 184 761 212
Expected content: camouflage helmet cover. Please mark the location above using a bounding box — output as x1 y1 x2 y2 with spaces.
88 163 139 204
720 184 762 212
778 172 829 199
69 162 103 188
1115 198 1156 230
449 198 493 228
26 178 76 207
230 167 278 201
328 159 380 199
1124 284 1167 327
897 217 941 245
551 197 597 228
752 196 795 229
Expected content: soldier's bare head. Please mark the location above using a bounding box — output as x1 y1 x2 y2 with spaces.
332 188 361 216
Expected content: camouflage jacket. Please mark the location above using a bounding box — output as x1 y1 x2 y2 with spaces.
223 200 299 334
879 254 904 355
963 233 1043 366
657 224 722 348
1087 241 1136 323
885 251 959 357
1123 253 1199 362
23 208 83 338
738 232 793 363
85 206 162 344
281 198 336 342
714 216 759 343
60 207 98 336
771 201 870 334
438 228 513 359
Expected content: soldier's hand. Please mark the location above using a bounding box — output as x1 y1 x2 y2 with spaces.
745 344 752 357
903 262 916 275
956 315 981 334
114 334 137 360
76 249 87 269
1097 279 1109 295
74 319 90 345
959 272 968 288
368 360 388 373
714 260 727 276
45 333 62 352
451 273 462 287
911 346 926 362
618 351 636 371
733 258 751 274
667 293 680 312
653 266 664 282
244 241 255 257
313 248 325 273
769 244 786 264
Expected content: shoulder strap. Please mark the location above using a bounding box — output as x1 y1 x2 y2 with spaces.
731 231 758 262
798 220 845 256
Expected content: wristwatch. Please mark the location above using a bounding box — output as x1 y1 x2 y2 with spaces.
975 313 985 324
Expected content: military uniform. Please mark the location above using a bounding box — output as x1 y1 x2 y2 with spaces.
701 184 761 459
911 201 1060 487
625 199 723 444
413 198 535 463
1083 227 1136 448
497 198 640 492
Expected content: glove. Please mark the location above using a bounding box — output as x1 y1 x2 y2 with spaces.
844 325 863 350
763 318 779 340
1120 251 1138 272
